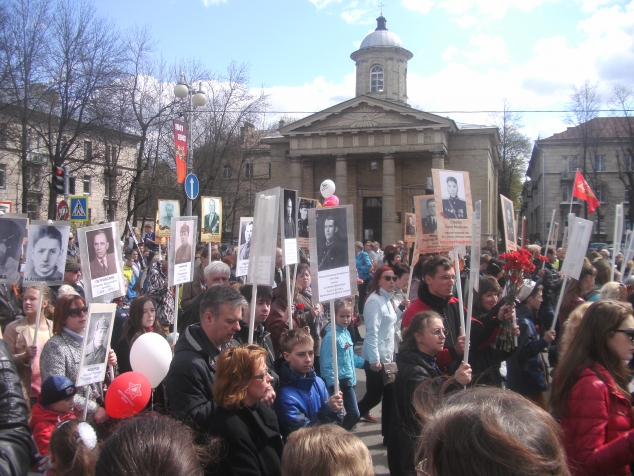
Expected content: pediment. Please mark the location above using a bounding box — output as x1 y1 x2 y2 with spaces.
280 96 456 135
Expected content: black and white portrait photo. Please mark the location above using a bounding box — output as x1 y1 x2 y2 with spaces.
0 217 27 283
87 228 117 279
405 213 416 237
315 208 349 272
440 173 468 220
158 200 179 229
421 198 438 235
84 313 111 366
239 220 253 260
203 197 220 234
298 199 314 239
504 201 515 243
24 223 69 284
282 190 296 239
174 220 194 265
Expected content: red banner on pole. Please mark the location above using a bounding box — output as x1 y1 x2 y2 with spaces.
572 170 600 214
173 120 188 185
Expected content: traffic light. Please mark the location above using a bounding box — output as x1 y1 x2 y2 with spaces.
52 166 64 195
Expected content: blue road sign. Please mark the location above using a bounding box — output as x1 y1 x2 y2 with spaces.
70 196 88 222
185 173 199 200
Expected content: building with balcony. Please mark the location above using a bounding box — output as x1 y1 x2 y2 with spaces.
523 117 634 245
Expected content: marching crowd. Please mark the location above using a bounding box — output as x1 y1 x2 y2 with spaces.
1 225 634 476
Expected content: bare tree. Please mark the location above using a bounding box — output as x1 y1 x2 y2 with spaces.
489 99 531 237
565 80 602 219
610 83 634 226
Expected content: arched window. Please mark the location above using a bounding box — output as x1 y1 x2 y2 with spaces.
370 65 384 92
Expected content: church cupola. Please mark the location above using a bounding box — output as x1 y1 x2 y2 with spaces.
350 15 413 105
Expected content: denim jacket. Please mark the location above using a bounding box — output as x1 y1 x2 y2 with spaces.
361 288 397 364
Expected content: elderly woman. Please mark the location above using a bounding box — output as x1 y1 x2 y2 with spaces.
4 286 54 406
210 344 283 476
40 295 117 423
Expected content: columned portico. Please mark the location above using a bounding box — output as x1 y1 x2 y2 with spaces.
335 155 348 204
382 153 396 245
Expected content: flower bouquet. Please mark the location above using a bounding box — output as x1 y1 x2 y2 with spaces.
494 248 546 351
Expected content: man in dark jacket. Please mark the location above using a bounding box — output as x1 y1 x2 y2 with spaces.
506 280 556 410
165 285 245 435
0 340 31 476
536 246 563 331
401 255 465 373
232 285 279 392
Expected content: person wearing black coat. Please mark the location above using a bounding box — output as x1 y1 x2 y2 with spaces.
387 311 471 476
210 344 283 476
0 339 32 476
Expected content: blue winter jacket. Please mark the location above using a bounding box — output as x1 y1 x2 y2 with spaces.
506 304 550 395
320 323 365 388
356 250 372 281
273 361 342 436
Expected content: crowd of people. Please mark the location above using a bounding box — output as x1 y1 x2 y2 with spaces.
0 225 634 476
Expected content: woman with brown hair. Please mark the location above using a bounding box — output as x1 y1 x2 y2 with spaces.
415 386 570 476
210 344 283 476
265 279 301 358
387 310 471 476
115 296 166 374
4 285 54 406
552 300 634 475
40 295 117 423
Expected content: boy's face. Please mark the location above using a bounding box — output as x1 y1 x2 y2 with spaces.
49 395 75 414
245 298 271 325
283 342 314 377
527 289 543 311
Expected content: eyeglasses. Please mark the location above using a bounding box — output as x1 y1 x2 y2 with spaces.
614 329 634 341
415 459 431 475
68 306 88 317
435 275 456 282
430 328 448 337
253 369 270 381
383 276 397 282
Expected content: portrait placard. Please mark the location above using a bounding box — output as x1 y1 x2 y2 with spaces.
169 216 198 287
236 217 253 277
23 221 70 285
561 217 594 280
0 215 28 284
308 205 356 302
432 169 473 246
297 197 317 248
200 196 222 243
157 200 180 238
472 201 482 292
247 188 280 285
280 189 298 266
404 213 416 243
77 222 126 302
413 195 451 254
76 303 116 387
500 194 517 252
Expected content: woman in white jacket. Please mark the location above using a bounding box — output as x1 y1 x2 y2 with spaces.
357 266 399 425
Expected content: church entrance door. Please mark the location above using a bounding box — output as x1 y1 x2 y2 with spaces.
363 197 382 244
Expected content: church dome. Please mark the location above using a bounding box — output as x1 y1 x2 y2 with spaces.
359 16 404 49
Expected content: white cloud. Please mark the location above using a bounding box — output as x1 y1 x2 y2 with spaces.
441 35 510 64
401 0 435 14
451 15 480 28
341 8 372 23
580 0 611 13
201 0 226 5
309 0 343 8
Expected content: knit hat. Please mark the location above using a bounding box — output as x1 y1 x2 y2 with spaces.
41 376 76 406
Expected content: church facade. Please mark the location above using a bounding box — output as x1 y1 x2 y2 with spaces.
262 16 500 246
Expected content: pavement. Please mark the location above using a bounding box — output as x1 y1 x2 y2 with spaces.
351 324 390 476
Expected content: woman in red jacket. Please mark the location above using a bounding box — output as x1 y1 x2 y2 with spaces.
552 300 634 476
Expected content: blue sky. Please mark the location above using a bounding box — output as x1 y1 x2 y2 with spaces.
94 0 634 139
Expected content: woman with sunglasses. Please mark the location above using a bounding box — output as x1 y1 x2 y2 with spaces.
40 295 117 423
552 300 634 476
357 266 401 425
210 344 283 476
387 310 471 476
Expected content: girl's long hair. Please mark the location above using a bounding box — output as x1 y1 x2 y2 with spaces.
551 300 633 417
120 296 165 347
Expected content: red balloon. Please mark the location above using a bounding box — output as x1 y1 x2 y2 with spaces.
323 195 339 207
105 372 151 419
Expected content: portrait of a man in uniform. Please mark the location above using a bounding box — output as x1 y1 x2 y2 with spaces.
441 176 468 220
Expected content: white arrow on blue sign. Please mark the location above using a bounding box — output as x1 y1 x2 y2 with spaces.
185 173 199 200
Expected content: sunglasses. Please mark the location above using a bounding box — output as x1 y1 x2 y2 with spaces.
614 329 634 341
68 306 88 317
383 276 397 282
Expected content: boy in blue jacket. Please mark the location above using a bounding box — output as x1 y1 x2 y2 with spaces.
321 299 365 430
274 328 343 436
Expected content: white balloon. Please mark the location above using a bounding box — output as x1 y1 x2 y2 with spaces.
130 333 172 388
320 179 336 199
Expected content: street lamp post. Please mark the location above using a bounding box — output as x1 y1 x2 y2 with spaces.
174 72 207 216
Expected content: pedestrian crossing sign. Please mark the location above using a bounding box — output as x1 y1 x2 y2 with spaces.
70 196 88 222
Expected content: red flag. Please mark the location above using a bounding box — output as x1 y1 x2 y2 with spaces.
173 120 188 185
572 170 600 214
